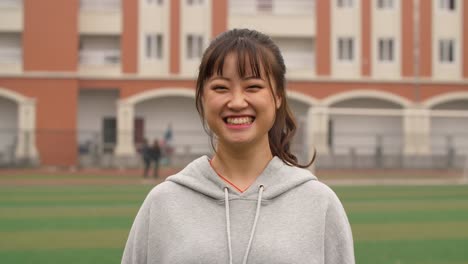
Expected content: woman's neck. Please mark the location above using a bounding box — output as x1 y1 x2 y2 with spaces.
211 139 273 190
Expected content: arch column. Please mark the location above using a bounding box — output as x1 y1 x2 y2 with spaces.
403 108 431 155
114 101 136 156
308 106 330 155
15 99 39 163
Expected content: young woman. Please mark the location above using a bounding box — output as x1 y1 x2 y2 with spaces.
122 29 354 264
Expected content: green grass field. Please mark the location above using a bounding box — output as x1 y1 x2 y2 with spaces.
0 176 467 264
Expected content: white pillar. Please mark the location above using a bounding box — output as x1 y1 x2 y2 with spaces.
15 99 39 163
114 101 136 156
404 108 431 155
308 106 330 155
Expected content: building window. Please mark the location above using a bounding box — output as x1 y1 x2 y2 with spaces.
147 0 163 4
377 0 393 9
439 39 455 63
337 0 353 8
338 37 354 61
378 38 394 62
257 0 273 12
187 0 204 5
439 0 456 11
187 34 204 59
145 34 163 60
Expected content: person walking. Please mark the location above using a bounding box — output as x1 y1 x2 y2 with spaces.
150 139 161 178
140 138 151 178
122 28 354 264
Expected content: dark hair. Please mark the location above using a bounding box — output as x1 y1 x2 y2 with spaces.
195 28 315 168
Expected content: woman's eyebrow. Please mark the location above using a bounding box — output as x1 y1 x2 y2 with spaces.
209 76 230 81
242 76 263 81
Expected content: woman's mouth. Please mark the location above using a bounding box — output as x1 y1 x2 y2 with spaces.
224 116 255 125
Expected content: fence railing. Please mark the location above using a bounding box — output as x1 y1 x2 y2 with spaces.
0 129 467 169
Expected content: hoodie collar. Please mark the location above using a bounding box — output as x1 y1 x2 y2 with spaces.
166 155 317 201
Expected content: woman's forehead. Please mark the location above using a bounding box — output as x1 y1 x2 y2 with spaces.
210 52 269 79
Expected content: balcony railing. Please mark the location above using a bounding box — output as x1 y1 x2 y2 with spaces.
79 50 120 65
282 52 315 69
80 0 121 11
0 0 22 8
229 0 315 15
0 49 21 64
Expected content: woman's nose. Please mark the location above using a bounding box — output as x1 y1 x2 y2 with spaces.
227 90 248 110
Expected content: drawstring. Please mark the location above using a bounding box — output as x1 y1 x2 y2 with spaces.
242 185 264 264
224 187 233 264
224 185 265 264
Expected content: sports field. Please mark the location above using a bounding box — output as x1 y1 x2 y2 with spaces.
0 174 467 264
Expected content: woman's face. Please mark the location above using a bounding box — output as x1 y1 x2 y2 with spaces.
202 53 281 148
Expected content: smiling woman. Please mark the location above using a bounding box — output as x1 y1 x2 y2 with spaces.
121 29 355 264
202 53 279 154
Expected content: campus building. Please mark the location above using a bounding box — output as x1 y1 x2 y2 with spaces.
0 0 467 169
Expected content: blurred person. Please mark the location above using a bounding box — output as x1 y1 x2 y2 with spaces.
122 29 354 264
140 138 152 178
163 123 174 165
150 139 162 178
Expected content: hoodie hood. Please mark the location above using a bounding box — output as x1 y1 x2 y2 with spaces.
122 155 355 264
166 155 318 264
166 155 317 201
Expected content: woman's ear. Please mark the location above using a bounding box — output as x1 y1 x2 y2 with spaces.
275 95 282 109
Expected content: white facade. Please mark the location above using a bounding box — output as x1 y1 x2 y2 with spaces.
0 87 38 163
0 33 22 73
139 0 170 76
79 35 121 76
371 0 401 79
273 37 316 78
79 0 122 35
332 0 361 79
228 0 316 37
432 0 463 80
0 96 17 162
180 0 212 77
0 0 23 32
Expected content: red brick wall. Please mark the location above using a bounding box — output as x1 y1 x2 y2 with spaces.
23 0 78 72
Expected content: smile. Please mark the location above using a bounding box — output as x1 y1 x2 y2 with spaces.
224 116 255 125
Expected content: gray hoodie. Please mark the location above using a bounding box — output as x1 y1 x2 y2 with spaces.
122 156 354 264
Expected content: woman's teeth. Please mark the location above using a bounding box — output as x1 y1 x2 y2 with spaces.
226 117 253 125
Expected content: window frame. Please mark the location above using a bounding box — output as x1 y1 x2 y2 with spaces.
337 37 354 62
376 0 394 9
438 39 455 64
145 33 163 60
337 0 354 8
377 37 394 62
439 0 456 12
186 34 204 60
186 0 204 5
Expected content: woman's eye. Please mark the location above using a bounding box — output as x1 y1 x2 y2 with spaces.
247 85 262 90
212 85 228 91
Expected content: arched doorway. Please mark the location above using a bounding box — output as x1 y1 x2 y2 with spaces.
424 92 468 169
322 90 410 168
115 88 209 166
0 87 38 166
287 91 318 165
